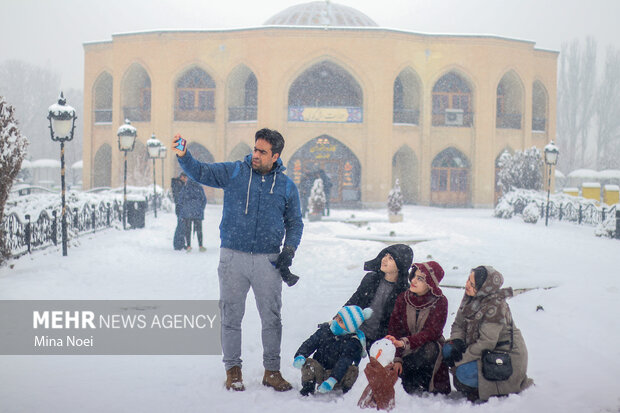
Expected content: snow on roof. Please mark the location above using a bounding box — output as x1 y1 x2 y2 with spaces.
264 1 379 27
598 170 620 179
71 160 83 169
582 182 601 188
20 159 32 168
567 169 598 178
30 159 61 168
563 188 579 192
555 170 565 178
604 184 619 191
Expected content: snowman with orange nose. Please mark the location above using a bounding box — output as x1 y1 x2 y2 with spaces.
358 338 399 410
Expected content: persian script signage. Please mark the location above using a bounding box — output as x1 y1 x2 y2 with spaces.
288 106 363 123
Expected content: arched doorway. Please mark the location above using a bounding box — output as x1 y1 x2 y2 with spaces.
121 63 151 122
431 148 471 207
288 135 361 207
93 144 111 187
393 68 421 125
93 72 113 123
227 142 251 161
392 145 418 203
174 66 216 122
496 71 524 129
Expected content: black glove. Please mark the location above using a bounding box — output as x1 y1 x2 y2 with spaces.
275 245 295 269
443 339 466 367
279 266 300 287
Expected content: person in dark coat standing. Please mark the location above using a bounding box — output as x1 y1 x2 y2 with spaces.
318 169 332 215
171 175 186 250
345 244 414 351
386 261 451 395
178 172 207 252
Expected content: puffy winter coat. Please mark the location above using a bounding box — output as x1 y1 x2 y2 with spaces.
178 180 206 220
178 151 303 254
295 323 363 382
449 266 532 401
345 244 413 344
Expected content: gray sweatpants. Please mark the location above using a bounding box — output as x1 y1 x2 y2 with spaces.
218 248 282 371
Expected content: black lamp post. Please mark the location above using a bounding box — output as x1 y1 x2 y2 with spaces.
146 134 162 218
544 140 559 226
47 92 76 256
117 119 137 229
159 145 167 195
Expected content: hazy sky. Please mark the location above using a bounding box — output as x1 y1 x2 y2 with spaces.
2 0 619 90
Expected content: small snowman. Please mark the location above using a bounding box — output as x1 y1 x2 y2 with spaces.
369 338 396 367
358 338 399 410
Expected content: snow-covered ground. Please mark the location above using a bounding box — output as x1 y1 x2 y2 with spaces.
1 205 619 413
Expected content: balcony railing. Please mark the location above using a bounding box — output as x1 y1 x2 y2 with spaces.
496 113 522 129
393 109 420 125
174 109 215 122
123 107 151 122
228 106 257 122
94 109 112 123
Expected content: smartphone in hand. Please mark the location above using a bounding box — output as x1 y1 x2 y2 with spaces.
174 136 186 152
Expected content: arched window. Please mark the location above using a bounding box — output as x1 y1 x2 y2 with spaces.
121 64 151 122
432 72 473 127
227 142 251 161
228 65 257 122
496 71 523 129
93 144 112 187
93 72 113 123
393 69 421 125
431 147 471 206
175 67 216 122
288 61 363 123
532 81 548 132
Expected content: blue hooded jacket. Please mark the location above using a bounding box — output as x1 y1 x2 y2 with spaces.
177 151 303 254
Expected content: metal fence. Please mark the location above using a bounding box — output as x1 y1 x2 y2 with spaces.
3 192 160 258
509 194 617 226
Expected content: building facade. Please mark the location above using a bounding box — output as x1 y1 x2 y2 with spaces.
83 1 558 207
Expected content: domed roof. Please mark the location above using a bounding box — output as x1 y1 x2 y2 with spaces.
264 1 378 27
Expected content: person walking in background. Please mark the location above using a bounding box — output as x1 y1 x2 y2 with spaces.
171 175 186 251
173 128 303 393
318 169 332 215
178 172 207 252
442 266 533 402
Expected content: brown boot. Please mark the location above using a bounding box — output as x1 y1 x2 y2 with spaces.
262 370 292 392
225 366 245 391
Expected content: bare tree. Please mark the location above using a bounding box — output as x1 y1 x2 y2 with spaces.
557 37 598 172
0 60 83 168
595 46 620 169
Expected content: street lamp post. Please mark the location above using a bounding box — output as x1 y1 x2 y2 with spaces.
544 140 559 227
146 134 162 218
159 145 167 196
117 119 137 229
47 92 76 257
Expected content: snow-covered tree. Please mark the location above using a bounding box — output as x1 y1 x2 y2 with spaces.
0 96 29 265
497 147 543 193
522 203 540 224
308 178 326 215
388 179 403 215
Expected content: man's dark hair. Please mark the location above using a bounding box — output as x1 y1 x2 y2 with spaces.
255 128 285 156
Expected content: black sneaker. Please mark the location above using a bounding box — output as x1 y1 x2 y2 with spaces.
300 380 315 396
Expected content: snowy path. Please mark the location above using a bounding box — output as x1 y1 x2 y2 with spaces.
1 205 619 412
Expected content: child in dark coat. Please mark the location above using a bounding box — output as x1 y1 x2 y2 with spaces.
293 305 373 396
